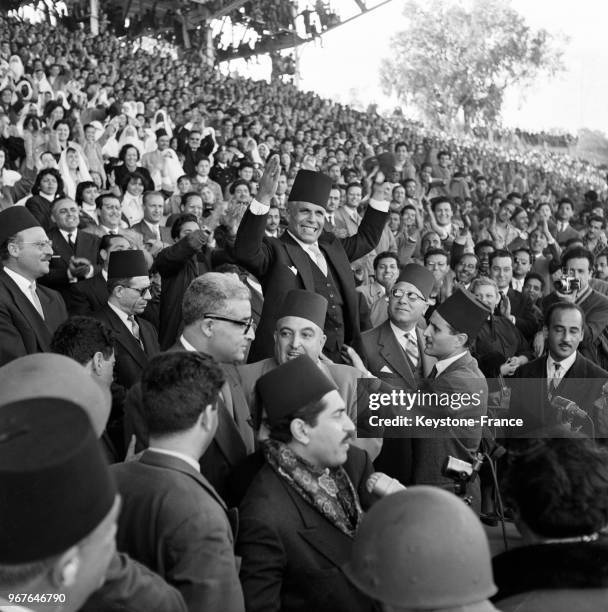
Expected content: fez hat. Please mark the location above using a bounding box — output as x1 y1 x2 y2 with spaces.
107 249 148 279
396 264 435 300
256 355 337 426
0 206 40 245
0 398 116 563
376 152 396 176
0 353 111 437
288 169 332 209
435 288 491 339
277 290 328 329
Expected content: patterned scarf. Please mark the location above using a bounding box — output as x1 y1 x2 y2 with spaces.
263 439 362 538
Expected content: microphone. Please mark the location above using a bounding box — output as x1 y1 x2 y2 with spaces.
550 395 587 420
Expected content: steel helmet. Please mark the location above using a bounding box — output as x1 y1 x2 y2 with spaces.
343 486 497 609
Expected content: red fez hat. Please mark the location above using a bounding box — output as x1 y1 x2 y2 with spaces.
435 288 491 339
107 249 149 279
396 264 435 300
277 290 328 329
0 206 40 244
288 169 332 209
256 355 337 426
0 398 116 563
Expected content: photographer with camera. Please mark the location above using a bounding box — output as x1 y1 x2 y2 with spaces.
535 247 608 365
509 302 608 438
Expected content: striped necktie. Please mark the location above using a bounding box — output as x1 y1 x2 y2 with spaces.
405 332 419 369
428 365 438 380
548 362 561 400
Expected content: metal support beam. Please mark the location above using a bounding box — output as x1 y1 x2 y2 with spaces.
353 0 368 11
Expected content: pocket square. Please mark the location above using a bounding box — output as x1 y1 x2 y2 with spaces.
380 365 393 373
289 266 298 275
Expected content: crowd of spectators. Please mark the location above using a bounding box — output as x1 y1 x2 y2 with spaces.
2 9 608 612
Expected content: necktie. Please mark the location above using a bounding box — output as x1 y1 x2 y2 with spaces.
29 282 44 319
548 362 561 399
428 365 438 380
405 332 419 368
127 315 143 347
67 232 76 252
327 214 334 225
308 243 328 276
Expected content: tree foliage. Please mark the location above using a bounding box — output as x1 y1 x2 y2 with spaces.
381 0 566 129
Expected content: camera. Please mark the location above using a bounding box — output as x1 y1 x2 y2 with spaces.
554 276 580 294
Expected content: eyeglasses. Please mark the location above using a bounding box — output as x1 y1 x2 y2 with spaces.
124 285 151 297
204 314 254 334
19 240 53 249
390 288 425 303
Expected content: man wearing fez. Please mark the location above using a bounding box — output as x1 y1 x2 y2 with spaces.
112 352 245 612
412 289 490 510
237 289 381 459
0 398 121 611
92 250 159 389
361 264 437 484
0 206 67 366
237 355 376 612
234 155 388 363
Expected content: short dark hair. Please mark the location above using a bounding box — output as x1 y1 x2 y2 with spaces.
373 251 399 270
229 179 251 195
562 246 594 269
503 433 608 538
544 301 585 329
430 196 452 213
51 316 115 364
265 397 326 443
523 272 545 290
423 248 449 265
506 192 522 201
489 249 513 268
170 213 199 240
31 167 64 197
142 352 225 436
474 240 495 256
119 144 140 162
75 180 97 206
180 191 202 208
95 192 120 210
345 181 362 194
558 197 574 208
587 214 605 228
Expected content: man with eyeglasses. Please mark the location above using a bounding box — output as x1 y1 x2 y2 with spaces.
0 206 68 366
361 264 436 484
92 250 159 389
124 273 256 505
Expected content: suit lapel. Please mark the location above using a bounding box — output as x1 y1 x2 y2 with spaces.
222 367 255 453
281 234 315 290
377 320 416 387
51 229 72 261
417 325 435 377
103 307 148 366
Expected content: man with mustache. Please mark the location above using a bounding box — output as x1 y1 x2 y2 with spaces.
237 355 376 612
0 206 67 366
509 302 608 437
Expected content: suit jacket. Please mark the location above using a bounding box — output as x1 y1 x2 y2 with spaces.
111 451 244 612
333 206 361 237
361 320 435 483
67 272 108 315
507 287 541 339
123 340 254 505
39 228 100 300
236 447 376 612
508 352 608 437
234 204 387 362
130 220 173 245
93 304 160 389
82 224 153 267
552 223 581 246
0 268 67 366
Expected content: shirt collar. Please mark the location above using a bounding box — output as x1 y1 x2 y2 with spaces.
180 334 198 352
3 266 35 293
389 320 417 343
59 228 77 241
143 219 159 231
287 230 319 252
107 300 130 326
435 350 467 376
547 351 577 376
147 447 200 473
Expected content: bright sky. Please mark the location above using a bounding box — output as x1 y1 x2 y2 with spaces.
267 0 608 135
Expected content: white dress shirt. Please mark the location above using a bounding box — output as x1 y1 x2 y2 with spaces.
108 301 131 328
546 351 576 382
180 334 197 352
511 277 524 292
143 220 161 240
3 267 42 312
435 351 468 376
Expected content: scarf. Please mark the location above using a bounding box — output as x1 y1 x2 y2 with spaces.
263 439 362 537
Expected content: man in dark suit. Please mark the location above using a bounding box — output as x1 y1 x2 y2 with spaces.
234 156 388 363
38 197 100 302
68 234 132 315
123 272 256 504
490 249 541 340
112 352 245 612
361 264 436 483
509 302 608 437
0 206 67 366
93 250 159 389
130 191 172 257
552 197 582 245
237 356 376 612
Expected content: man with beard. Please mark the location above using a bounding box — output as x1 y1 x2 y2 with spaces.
0 206 67 366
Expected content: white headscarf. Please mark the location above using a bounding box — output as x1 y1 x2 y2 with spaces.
58 145 91 199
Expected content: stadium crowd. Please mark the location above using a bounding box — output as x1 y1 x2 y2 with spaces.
2 10 608 612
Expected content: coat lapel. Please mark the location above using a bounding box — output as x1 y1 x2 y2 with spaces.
376 320 416 388
103 306 148 366
281 234 315 290
416 325 435 377
222 366 255 453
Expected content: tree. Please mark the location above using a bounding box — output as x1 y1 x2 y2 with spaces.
381 0 565 130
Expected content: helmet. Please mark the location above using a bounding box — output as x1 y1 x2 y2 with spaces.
343 486 496 609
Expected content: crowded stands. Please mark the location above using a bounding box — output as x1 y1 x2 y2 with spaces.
2 7 608 612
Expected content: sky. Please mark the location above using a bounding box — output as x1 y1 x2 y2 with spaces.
229 0 608 135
